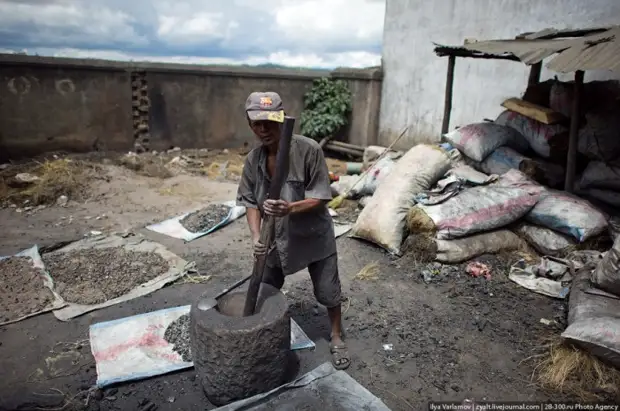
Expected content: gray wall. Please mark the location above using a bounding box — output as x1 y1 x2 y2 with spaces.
0 54 382 161
380 0 620 149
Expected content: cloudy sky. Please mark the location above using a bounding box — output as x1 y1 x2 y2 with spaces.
0 0 385 68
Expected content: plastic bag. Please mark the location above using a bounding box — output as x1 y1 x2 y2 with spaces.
562 269 620 369
443 122 529 162
362 145 402 169
591 235 620 296
434 230 524 263
351 145 452 255
409 185 539 240
525 190 608 243
514 223 575 256
352 157 395 197
480 146 532 176
578 109 620 161
496 110 567 158
580 161 620 191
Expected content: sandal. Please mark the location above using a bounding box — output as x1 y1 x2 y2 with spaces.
329 342 351 370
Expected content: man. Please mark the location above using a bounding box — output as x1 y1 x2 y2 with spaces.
236 91 350 370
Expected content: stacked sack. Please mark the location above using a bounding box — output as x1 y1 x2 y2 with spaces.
547 79 620 210
443 119 566 189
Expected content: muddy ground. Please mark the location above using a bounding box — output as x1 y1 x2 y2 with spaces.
0 151 570 411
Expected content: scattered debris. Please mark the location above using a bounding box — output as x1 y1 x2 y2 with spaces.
354 261 379 281
0 256 54 323
466 261 491 280
179 204 231 233
163 314 191 362
42 247 169 305
1 159 95 206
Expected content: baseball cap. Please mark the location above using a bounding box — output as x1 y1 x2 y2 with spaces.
245 91 284 123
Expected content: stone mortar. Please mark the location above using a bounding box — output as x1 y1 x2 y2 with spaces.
190 283 291 406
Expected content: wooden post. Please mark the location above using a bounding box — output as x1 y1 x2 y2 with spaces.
441 55 456 135
564 70 584 192
528 62 542 85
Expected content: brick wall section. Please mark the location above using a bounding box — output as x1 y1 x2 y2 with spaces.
0 54 382 161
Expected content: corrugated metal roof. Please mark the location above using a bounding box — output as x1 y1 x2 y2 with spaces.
457 26 620 73
547 27 620 72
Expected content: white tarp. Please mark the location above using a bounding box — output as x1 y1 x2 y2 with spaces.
90 305 315 388
146 200 246 242
51 235 191 321
213 362 392 411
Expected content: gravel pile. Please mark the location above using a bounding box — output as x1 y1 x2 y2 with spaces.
43 247 169 305
164 314 191 362
180 204 231 233
0 256 54 323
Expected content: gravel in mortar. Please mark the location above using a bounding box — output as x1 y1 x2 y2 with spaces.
0 256 54 323
180 204 231 233
163 314 191 362
42 247 169 305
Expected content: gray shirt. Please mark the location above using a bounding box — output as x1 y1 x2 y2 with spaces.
236 134 337 275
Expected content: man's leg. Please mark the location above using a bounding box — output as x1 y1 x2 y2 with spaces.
308 253 350 370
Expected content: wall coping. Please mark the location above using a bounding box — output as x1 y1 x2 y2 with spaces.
0 54 382 81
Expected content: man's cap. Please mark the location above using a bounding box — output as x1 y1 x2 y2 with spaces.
245 91 284 123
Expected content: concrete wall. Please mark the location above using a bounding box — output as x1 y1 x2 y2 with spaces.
380 0 620 149
0 54 381 161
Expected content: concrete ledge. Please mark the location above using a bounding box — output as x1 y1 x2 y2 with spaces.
0 54 382 81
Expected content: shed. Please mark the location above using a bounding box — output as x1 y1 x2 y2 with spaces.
433 26 620 192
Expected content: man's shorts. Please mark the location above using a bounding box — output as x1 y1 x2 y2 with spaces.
262 252 342 308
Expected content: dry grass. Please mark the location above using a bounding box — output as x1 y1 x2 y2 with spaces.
2 159 95 206
354 261 380 281
405 207 436 234
534 338 620 402
117 154 172 179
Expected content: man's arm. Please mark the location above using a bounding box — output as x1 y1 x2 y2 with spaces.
289 144 333 214
236 152 261 240
246 208 262 243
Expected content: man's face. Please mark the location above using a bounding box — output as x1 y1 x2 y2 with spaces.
249 119 280 146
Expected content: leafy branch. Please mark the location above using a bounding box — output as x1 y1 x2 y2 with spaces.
300 77 352 140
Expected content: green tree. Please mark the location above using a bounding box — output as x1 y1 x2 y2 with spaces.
300 77 352 141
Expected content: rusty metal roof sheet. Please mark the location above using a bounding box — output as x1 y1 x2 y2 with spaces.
450 26 620 73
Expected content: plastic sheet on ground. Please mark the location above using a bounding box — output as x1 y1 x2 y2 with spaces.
90 305 315 388
562 269 620 369
146 200 246 242
0 246 66 326
508 259 570 299
51 234 191 321
212 362 392 411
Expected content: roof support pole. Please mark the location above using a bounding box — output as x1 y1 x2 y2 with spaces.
564 70 584 192
441 55 456 135
528 62 542 85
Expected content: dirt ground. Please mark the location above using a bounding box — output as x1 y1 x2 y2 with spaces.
0 150 572 411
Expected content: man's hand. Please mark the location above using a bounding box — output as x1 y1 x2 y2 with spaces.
253 238 267 259
263 199 291 217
